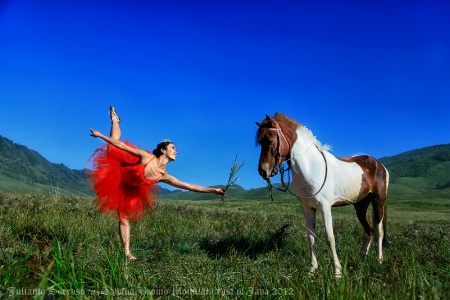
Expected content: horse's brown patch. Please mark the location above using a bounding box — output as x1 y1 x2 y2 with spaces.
338 155 387 200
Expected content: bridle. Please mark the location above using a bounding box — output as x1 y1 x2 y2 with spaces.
267 119 291 175
264 119 328 201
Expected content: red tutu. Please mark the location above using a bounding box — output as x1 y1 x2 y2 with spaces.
85 141 159 221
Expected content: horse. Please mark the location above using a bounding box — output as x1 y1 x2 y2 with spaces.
256 113 389 278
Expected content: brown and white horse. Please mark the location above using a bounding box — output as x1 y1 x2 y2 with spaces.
256 113 389 277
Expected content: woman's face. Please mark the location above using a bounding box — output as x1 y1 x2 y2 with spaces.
165 143 177 161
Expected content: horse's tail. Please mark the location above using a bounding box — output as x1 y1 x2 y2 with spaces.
385 167 390 194
382 166 390 247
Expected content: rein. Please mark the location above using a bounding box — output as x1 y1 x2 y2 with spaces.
267 126 328 201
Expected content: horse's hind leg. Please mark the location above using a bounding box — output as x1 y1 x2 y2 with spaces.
354 196 374 256
382 203 389 247
371 195 386 263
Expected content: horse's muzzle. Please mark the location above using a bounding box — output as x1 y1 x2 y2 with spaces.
258 168 269 180
258 164 278 180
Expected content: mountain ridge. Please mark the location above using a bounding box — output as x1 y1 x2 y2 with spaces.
0 134 448 199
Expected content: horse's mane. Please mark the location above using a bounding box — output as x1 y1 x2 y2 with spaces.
257 113 331 151
273 112 300 128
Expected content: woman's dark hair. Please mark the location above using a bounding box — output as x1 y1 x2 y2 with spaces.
152 140 173 157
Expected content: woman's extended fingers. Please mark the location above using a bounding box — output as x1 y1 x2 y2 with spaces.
216 188 226 196
90 128 99 137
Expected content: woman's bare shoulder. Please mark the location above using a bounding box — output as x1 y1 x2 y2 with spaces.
159 172 177 182
140 151 156 164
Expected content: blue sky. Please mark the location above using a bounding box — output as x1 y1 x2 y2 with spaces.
1 0 449 190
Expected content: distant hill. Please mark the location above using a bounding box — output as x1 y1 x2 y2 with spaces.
158 183 291 200
378 144 450 195
0 134 448 199
161 144 450 200
0 135 178 197
0 135 92 196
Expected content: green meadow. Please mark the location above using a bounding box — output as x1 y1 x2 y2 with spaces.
1 190 449 299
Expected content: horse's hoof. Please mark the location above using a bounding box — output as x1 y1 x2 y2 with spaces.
308 267 318 279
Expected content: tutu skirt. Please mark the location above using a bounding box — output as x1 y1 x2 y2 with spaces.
85 141 159 221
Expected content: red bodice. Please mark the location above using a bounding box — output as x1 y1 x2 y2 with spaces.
85 141 160 221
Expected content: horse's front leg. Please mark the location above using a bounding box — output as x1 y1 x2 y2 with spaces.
320 205 342 278
301 204 318 274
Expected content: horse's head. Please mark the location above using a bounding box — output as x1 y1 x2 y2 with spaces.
256 114 294 180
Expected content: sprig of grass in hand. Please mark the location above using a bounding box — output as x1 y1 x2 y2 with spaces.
221 155 244 202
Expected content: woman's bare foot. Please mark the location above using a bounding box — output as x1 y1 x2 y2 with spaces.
126 254 137 260
125 249 136 260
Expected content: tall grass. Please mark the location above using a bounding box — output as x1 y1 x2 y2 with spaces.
0 191 448 299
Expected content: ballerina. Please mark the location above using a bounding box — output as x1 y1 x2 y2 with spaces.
86 106 225 259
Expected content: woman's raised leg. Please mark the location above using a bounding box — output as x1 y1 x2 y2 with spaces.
109 106 121 140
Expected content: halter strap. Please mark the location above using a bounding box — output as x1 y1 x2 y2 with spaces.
268 120 291 166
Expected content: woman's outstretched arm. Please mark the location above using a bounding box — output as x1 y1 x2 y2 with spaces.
89 128 149 158
160 173 226 196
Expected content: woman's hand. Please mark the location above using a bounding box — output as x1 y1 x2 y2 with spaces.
90 128 102 138
212 188 226 196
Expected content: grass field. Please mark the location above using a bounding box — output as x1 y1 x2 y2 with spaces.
0 190 449 299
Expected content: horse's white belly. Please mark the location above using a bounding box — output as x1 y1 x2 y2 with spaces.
331 162 364 204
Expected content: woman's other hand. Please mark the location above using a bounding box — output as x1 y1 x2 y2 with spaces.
213 188 226 196
90 128 102 138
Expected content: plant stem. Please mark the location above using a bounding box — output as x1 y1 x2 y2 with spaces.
221 155 244 202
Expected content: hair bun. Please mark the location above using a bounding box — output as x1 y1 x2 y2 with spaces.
152 140 173 158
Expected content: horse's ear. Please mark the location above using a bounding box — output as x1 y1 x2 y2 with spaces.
255 122 261 127
265 114 276 127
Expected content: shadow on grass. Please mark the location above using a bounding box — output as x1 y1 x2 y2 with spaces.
200 224 290 259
